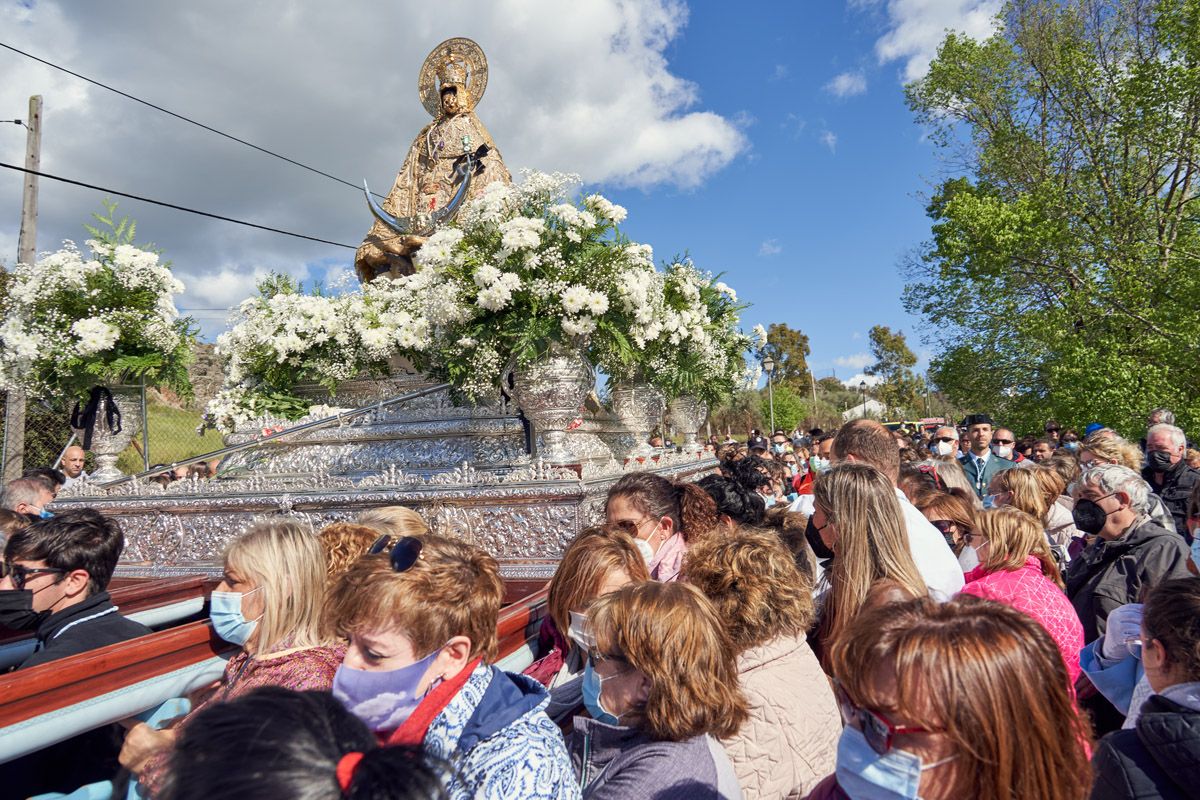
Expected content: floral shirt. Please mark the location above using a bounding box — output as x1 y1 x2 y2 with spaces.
137 642 346 796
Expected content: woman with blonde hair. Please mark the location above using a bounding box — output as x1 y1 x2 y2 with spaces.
120 519 344 795
806 595 1092 800
811 463 928 666
524 524 650 721
354 505 430 538
959 507 1084 686
570 581 747 798
686 530 839 798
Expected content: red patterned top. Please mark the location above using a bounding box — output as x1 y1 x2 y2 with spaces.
961 557 1084 686
136 642 346 796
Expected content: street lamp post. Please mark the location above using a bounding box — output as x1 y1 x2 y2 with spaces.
859 380 867 418
762 354 776 434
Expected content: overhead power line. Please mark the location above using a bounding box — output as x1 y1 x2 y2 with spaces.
0 161 357 249
0 41 384 197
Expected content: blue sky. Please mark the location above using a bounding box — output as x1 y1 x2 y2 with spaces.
0 1 1001 386
599 1 952 382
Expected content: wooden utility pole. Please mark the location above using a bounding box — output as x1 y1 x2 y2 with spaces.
2 95 41 482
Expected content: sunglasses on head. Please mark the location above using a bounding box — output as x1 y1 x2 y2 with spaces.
1 561 64 591
834 682 936 755
368 535 423 573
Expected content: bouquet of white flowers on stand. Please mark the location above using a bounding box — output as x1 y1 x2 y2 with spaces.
0 204 196 480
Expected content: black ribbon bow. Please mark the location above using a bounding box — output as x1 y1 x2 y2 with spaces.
70 386 122 450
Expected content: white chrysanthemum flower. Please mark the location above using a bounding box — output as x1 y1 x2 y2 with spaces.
560 285 591 315
752 324 768 347
585 194 628 224
714 281 737 301
72 317 120 355
499 216 544 252
583 290 609 316
562 316 597 337
473 264 502 287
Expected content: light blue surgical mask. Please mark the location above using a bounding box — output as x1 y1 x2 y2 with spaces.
982 494 997 509
209 588 262 646
582 659 625 726
30 506 53 519
836 726 956 800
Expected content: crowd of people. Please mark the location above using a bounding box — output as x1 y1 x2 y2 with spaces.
0 407 1198 799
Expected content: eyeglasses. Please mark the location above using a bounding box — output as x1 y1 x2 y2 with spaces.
962 531 989 545
1 561 65 590
1045 428 1060 434
368 535 423 573
929 519 956 535
993 438 1015 445
586 648 628 670
834 683 935 755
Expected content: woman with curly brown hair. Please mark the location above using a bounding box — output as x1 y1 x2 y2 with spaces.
805 595 1092 800
686 530 839 799
570 581 747 799
606 472 719 582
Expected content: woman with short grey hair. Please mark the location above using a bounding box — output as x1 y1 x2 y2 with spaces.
1064 464 1192 641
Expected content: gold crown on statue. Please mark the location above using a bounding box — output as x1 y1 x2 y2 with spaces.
437 58 469 88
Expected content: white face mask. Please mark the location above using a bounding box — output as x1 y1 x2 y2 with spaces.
992 444 1013 459
933 441 956 457
633 535 654 564
957 545 981 572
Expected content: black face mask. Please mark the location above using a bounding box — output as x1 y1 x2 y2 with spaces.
1072 498 1111 536
805 517 835 561
1147 450 1175 472
0 589 49 631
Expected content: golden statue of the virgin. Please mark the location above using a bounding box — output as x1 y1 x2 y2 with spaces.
356 38 512 282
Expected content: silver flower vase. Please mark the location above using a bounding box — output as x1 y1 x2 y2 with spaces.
667 395 707 455
73 386 144 483
509 343 594 465
611 383 664 461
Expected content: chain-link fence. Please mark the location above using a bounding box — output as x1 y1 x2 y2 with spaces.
1 387 225 482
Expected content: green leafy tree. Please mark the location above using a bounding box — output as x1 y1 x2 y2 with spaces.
707 389 763 438
762 323 812 391
866 325 923 417
760 383 810 433
904 0 1200 437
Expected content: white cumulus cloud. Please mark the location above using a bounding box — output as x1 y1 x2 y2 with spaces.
824 71 868 97
842 372 884 388
867 0 1002 82
834 352 873 370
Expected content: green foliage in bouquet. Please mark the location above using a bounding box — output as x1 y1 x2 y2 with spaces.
0 201 196 402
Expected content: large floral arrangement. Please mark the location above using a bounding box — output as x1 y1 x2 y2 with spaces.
199 273 400 433
0 206 195 402
203 172 758 430
368 171 654 400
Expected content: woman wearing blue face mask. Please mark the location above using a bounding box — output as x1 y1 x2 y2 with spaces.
570 581 748 799
804 595 1092 800
120 519 343 795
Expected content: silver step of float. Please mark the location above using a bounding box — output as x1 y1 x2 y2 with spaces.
54 373 714 580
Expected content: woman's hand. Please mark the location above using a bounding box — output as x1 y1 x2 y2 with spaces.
119 723 177 775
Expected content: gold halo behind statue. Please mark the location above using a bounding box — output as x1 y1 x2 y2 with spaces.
419 37 489 118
